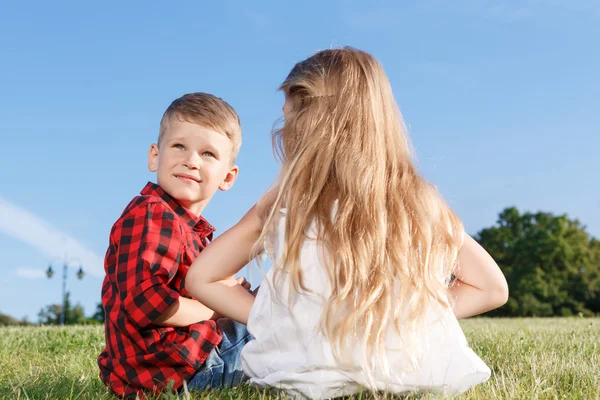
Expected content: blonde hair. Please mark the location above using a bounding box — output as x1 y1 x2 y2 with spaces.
257 47 464 374
159 92 242 162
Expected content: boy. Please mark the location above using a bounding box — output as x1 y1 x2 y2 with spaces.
98 93 252 398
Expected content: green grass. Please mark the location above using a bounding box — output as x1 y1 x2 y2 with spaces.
0 318 598 399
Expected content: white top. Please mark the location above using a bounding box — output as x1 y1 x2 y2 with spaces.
241 210 490 399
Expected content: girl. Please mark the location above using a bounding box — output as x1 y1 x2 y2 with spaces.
186 47 508 399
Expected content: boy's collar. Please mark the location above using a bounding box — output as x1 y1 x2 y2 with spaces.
140 182 216 238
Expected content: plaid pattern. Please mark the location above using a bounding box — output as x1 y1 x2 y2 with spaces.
98 182 222 398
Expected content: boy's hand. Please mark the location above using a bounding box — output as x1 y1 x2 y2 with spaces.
236 276 251 291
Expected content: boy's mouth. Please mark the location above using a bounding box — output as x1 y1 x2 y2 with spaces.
174 174 201 183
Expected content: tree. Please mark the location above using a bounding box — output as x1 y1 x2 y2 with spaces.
91 302 105 323
38 292 87 325
475 207 600 317
0 312 30 326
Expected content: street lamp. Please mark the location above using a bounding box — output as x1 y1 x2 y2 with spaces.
46 256 85 325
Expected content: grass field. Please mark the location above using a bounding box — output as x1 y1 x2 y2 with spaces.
0 318 598 399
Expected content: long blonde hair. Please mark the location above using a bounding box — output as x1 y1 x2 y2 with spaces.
256 47 464 372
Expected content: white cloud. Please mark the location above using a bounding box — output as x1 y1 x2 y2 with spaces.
0 196 104 277
15 267 46 279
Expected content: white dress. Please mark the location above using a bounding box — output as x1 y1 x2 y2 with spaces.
241 211 491 399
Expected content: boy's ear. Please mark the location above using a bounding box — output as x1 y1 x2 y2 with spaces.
218 165 239 191
148 144 159 172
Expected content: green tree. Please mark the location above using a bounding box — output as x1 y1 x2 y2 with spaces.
90 302 105 323
38 292 87 325
0 312 30 326
475 207 600 317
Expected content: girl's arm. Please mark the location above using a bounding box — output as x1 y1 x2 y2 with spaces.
185 205 264 325
449 233 509 319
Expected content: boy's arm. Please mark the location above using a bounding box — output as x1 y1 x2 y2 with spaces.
186 205 263 325
449 233 509 319
115 201 217 329
154 297 215 326
155 276 251 326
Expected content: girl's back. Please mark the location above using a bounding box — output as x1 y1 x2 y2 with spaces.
242 209 490 399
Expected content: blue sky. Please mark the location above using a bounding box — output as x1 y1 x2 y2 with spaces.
1 1 598 321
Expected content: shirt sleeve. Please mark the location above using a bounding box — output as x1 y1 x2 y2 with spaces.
116 200 183 329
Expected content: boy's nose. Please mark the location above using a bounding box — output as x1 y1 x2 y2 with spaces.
183 152 201 169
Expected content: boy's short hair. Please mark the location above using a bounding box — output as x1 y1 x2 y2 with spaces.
159 93 242 162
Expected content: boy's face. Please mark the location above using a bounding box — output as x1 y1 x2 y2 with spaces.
148 118 238 216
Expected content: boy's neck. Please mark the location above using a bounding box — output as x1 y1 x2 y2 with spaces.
184 203 206 218
174 197 207 218
151 181 207 219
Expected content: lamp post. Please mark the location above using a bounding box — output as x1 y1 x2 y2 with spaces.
46 256 85 325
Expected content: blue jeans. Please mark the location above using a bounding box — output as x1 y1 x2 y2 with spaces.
186 318 253 391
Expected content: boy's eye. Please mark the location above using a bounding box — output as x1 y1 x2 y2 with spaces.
173 143 185 150
202 151 216 158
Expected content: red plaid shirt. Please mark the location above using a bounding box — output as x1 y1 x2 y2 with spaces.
98 182 222 398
